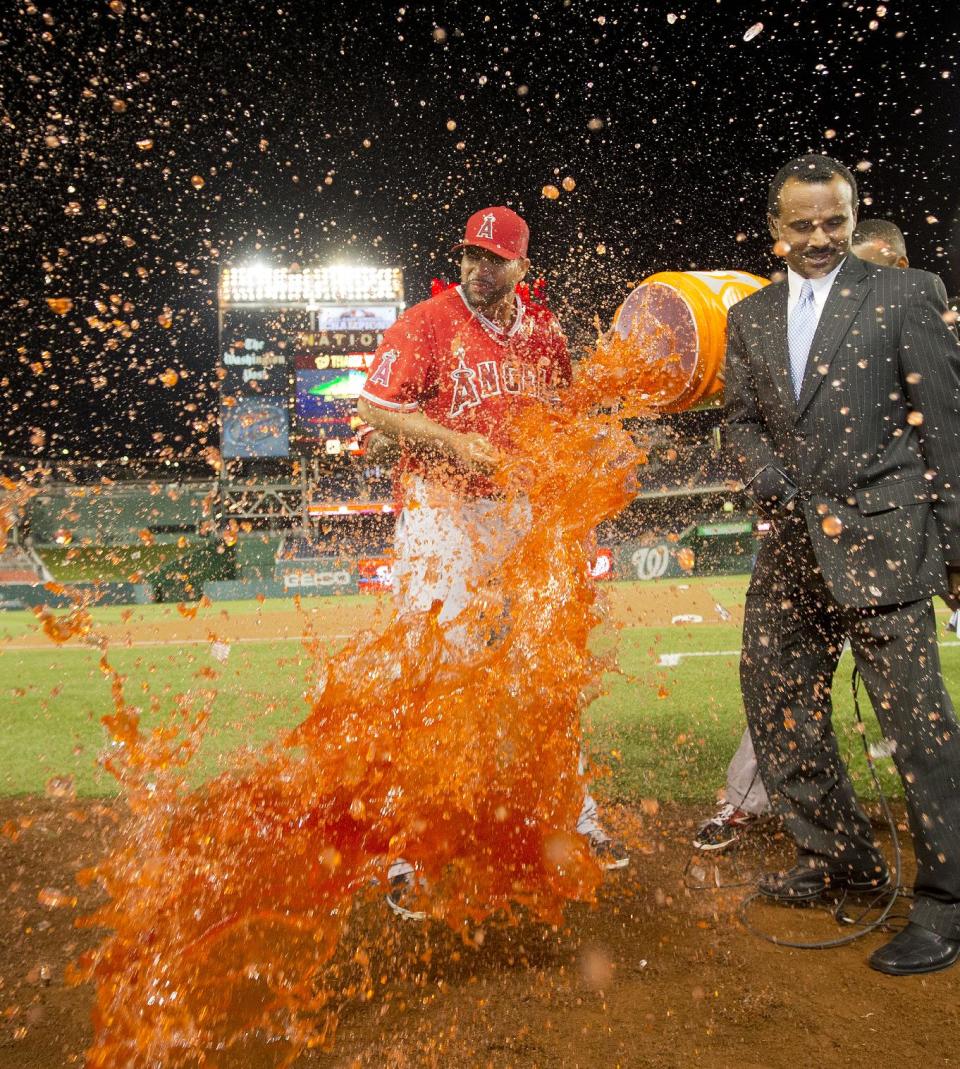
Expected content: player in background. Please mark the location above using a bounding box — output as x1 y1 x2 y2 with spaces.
693 218 918 853
357 205 629 920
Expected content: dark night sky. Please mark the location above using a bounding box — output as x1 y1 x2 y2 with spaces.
1 0 958 462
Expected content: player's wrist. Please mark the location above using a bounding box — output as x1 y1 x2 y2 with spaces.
429 423 464 458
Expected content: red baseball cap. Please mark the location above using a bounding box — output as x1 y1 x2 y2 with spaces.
453 206 529 260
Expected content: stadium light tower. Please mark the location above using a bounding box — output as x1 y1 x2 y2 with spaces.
220 264 403 306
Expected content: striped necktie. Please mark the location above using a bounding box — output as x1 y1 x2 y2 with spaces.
788 280 816 400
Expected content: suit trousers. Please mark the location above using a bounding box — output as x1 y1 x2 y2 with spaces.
741 522 960 939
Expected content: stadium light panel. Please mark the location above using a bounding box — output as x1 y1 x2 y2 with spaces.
220 264 404 305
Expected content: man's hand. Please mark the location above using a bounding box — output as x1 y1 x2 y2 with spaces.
453 431 501 474
363 429 401 466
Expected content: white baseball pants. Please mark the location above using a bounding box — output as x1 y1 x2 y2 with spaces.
388 479 602 880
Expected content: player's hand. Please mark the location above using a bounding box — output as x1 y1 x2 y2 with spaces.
363 430 401 465
454 432 501 474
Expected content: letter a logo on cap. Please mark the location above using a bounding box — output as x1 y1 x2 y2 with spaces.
454 206 529 259
476 213 496 240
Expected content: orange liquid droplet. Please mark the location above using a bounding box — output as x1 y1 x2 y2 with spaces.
676 547 695 572
38 887 75 909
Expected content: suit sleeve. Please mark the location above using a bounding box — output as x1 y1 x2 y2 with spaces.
723 305 797 513
898 272 960 561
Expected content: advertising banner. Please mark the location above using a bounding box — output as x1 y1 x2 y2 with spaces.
588 547 614 581
295 369 369 441
219 309 299 458
276 565 358 594
612 540 685 582
221 397 290 458
357 556 394 594
312 305 400 332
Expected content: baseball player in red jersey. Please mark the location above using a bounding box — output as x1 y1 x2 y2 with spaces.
357 206 629 920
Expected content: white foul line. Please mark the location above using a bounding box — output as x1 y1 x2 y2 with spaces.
0 634 354 653
658 639 960 667
658 649 741 667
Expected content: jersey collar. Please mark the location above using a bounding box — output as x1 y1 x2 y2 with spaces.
455 284 526 342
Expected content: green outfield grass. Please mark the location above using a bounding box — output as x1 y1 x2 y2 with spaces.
2 578 957 804
0 592 304 642
40 543 190 581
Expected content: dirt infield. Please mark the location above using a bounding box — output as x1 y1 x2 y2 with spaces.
1 797 955 1068
1 581 743 652
7 581 946 1067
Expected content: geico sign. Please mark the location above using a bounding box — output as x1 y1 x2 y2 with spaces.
283 570 352 589
630 544 671 581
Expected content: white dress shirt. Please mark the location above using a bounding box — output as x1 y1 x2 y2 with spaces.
786 258 846 331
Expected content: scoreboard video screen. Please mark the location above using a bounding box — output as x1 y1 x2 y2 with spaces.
218 267 403 458
294 366 371 442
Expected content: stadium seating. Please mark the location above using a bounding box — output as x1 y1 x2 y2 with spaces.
0 543 50 584
277 533 338 561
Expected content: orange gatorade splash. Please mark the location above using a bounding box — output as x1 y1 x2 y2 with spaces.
42 324 685 1067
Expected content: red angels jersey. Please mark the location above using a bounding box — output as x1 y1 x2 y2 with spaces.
360 285 571 496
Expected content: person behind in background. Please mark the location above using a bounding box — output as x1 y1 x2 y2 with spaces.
357 205 628 921
693 215 917 854
851 218 910 268
725 154 960 976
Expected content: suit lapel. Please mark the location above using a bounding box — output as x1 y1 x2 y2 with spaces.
758 283 797 419
795 256 871 419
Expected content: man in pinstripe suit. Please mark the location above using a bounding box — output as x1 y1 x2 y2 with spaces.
725 154 960 974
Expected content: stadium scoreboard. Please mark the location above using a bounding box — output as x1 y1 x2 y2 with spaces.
217 265 404 458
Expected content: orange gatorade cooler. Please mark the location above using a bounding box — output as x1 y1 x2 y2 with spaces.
612 270 769 412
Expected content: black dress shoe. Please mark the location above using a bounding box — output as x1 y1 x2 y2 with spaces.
869 922 960 976
759 860 890 901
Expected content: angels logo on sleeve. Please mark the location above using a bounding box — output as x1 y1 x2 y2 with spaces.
368 348 399 388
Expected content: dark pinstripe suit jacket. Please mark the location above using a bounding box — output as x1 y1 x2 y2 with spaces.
725 253 960 608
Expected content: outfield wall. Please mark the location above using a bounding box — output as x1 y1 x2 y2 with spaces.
6 517 758 608
27 481 216 545
0 582 154 611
